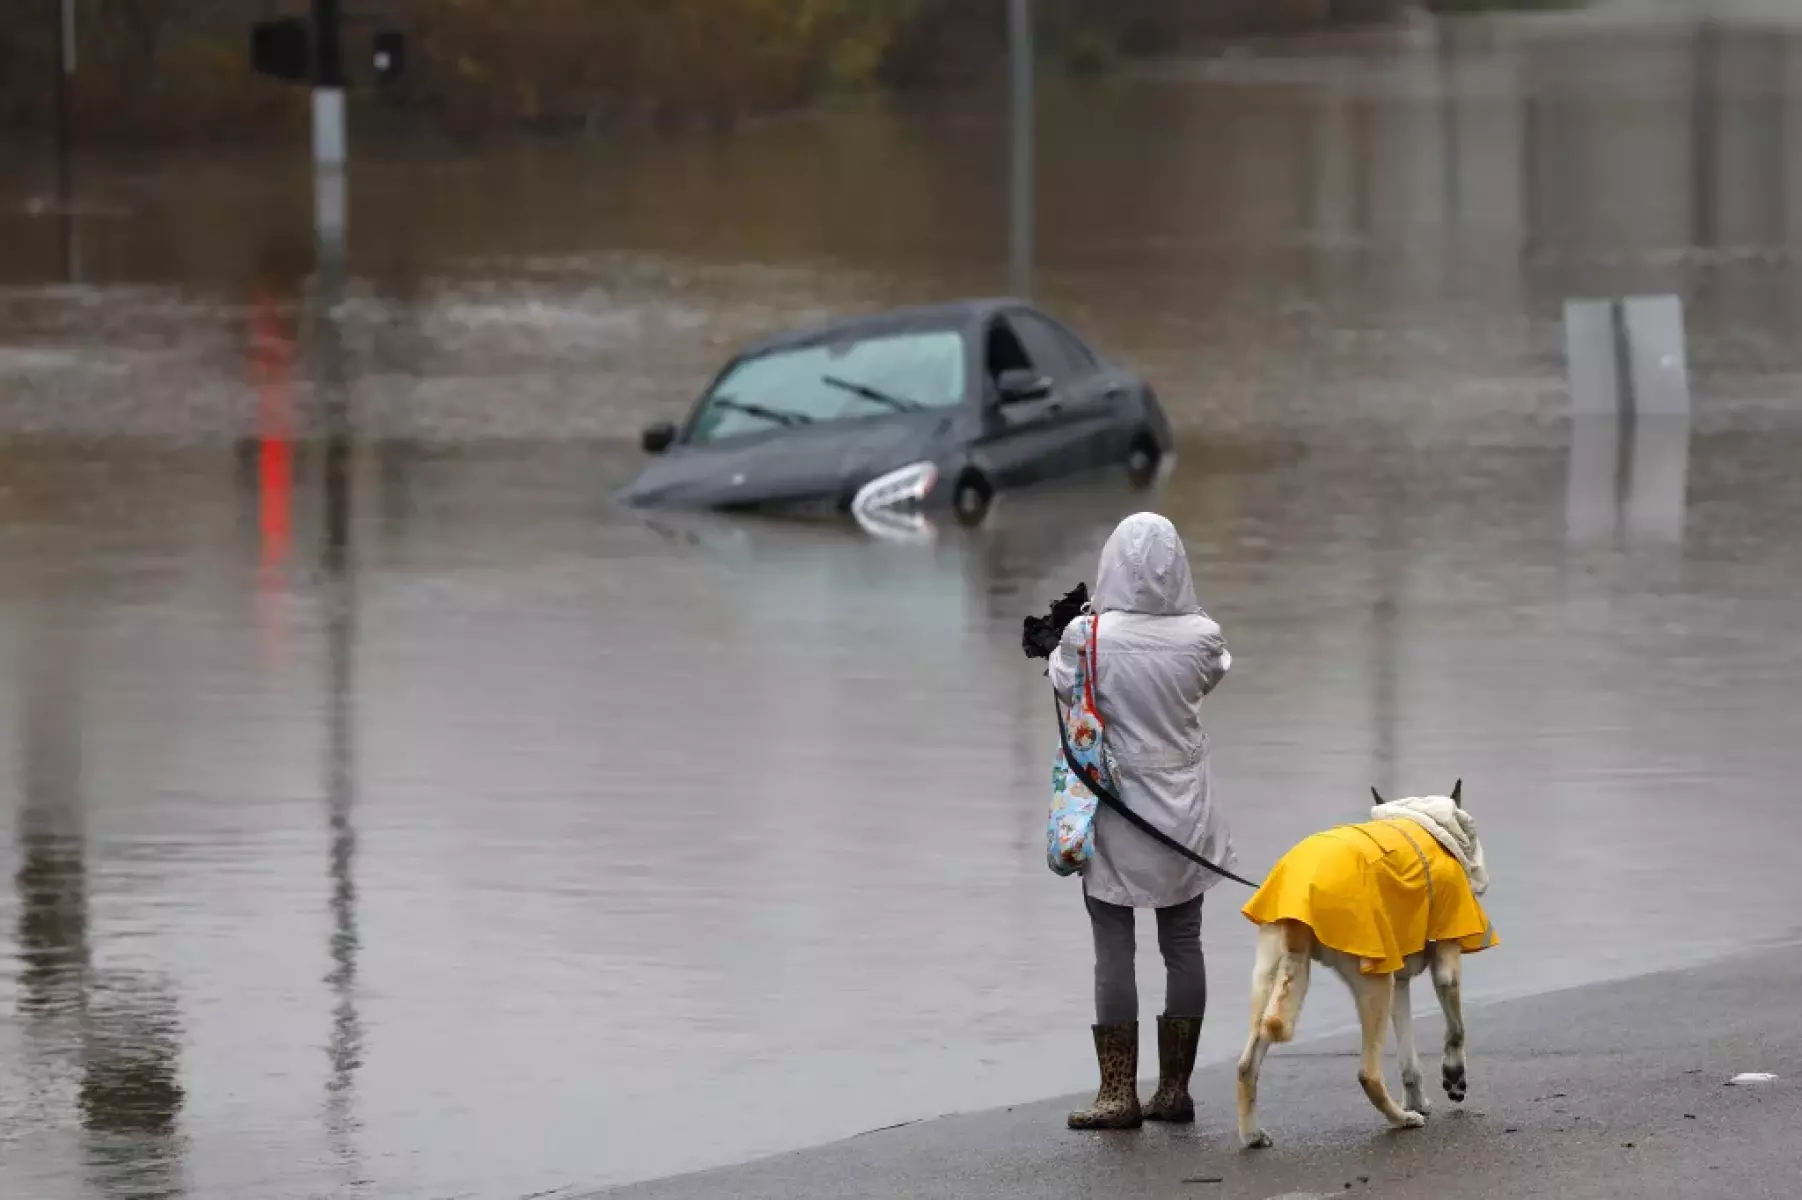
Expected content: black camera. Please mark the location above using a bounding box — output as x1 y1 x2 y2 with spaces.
1022 582 1089 659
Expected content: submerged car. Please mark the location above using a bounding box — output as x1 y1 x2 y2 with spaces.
616 298 1173 529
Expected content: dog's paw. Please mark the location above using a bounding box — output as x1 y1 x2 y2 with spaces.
1241 1129 1274 1150
1395 1110 1427 1130
1442 1064 1468 1104
1405 1091 1432 1117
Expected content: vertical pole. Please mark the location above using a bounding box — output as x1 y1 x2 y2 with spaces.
312 0 347 154
1437 21 1461 237
51 0 72 155
312 0 348 254
52 0 80 280
310 0 350 516
1689 20 1719 252
60 0 76 71
311 0 351 688
1008 0 1034 298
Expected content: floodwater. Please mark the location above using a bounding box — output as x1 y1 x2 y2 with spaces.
4 8 1802 1199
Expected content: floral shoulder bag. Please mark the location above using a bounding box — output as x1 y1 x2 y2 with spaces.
1046 615 1112 876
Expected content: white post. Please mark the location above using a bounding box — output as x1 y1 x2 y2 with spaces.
310 0 348 266
312 88 348 269
312 88 347 172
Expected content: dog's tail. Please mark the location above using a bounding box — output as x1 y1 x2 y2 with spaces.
1259 920 1314 1044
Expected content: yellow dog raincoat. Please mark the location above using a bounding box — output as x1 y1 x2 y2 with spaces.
1242 817 1497 974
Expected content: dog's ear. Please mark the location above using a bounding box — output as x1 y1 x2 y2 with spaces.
1371 786 1386 806
1450 779 1463 807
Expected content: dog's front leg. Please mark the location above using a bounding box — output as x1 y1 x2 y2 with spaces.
1431 943 1467 1103
1235 1030 1273 1149
1352 972 1424 1130
1391 973 1428 1116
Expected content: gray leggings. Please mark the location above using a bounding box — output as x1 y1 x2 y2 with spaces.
1085 891 1206 1026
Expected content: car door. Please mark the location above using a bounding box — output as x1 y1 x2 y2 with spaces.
1004 309 1128 475
980 313 1117 490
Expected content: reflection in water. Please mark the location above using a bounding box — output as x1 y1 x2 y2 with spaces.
12 586 188 1197
1567 415 1693 547
640 469 1162 634
15 629 87 1023
321 504 364 1182
1562 290 1694 548
79 975 187 1200
317 217 366 1185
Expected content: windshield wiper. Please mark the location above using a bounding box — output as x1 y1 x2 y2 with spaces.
822 374 925 413
709 396 814 427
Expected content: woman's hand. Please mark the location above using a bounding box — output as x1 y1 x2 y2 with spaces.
1199 635 1231 695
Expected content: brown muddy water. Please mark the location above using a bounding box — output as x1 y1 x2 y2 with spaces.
4 9 1802 1199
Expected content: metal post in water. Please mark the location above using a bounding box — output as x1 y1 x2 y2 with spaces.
1008 0 1035 298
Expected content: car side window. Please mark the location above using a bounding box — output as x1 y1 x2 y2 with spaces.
1009 312 1091 382
1048 319 1099 373
984 317 1037 384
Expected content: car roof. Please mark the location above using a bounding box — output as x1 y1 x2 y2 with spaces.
733 298 1032 359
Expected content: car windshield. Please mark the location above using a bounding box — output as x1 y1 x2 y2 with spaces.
686 329 965 445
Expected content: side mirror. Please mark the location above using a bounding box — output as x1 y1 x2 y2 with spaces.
994 368 1052 405
641 421 677 454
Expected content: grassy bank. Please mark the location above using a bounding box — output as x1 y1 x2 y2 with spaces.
1425 0 1584 11
3 0 1417 145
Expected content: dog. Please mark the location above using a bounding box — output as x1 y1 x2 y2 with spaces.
1235 781 1497 1149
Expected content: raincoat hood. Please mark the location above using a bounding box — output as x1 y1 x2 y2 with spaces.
1092 512 1200 616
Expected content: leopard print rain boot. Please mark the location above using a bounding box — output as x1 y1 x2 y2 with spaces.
1067 1021 1143 1130
1143 1014 1201 1123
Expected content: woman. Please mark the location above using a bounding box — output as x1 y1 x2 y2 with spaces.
1048 511 1234 1130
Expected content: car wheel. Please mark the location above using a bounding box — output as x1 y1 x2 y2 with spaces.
951 472 993 527
1126 436 1161 489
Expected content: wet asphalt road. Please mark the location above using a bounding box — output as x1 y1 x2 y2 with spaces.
600 943 1802 1200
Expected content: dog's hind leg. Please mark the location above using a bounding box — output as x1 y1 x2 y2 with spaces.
1351 971 1424 1130
1260 920 1313 1044
1391 972 1428 1116
1431 943 1467 1103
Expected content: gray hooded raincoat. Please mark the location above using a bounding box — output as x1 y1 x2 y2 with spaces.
1047 512 1234 908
